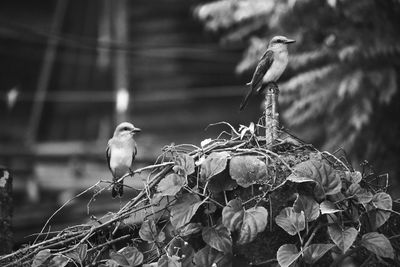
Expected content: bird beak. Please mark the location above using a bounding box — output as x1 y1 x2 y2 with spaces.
284 39 296 44
131 127 141 133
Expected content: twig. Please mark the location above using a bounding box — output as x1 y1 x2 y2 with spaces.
33 181 102 244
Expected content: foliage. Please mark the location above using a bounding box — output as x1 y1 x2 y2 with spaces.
194 0 400 178
0 122 399 267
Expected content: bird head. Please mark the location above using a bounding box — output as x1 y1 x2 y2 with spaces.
114 122 141 137
268 36 296 49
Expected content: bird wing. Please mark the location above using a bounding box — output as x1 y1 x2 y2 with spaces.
132 140 138 162
240 50 274 111
106 140 113 175
249 49 274 90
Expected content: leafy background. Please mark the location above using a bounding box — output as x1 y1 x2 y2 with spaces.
194 0 400 198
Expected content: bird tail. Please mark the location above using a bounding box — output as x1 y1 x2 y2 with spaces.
112 180 124 198
239 84 253 111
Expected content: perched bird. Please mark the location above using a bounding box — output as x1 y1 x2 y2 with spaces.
106 122 141 197
239 36 295 110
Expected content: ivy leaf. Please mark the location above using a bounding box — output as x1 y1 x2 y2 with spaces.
200 152 230 181
366 207 391 230
293 194 320 222
222 199 244 232
320 200 342 214
77 244 88 263
193 245 232 267
168 238 194 267
175 153 195 175
207 168 238 193
32 249 52 267
275 207 305 236
371 192 392 211
343 171 362 184
229 156 267 188
202 225 232 253
101 260 119 267
204 202 217 214
48 255 69 267
177 223 202 237
346 183 373 204
303 243 335 264
361 232 394 259
287 160 341 199
328 225 358 253
276 244 301 267
222 199 268 244
170 193 203 229
157 173 185 196
158 254 181 267
110 246 143 267
139 219 165 243
237 206 268 245
64 244 87 265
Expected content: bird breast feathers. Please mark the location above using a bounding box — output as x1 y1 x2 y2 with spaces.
109 147 134 170
263 49 288 83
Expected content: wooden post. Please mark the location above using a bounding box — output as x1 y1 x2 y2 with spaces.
0 167 13 255
264 83 279 146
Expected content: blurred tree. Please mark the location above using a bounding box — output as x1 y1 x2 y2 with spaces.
195 0 400 194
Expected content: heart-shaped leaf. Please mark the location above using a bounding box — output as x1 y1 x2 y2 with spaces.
157 173 185 196
343 171 362 184
193 245 231 267
371 192 392 211
158 254 181 267
207 168 238 193
287 160 341 199
32 249 52 267
175 153 195 175
229 156 267 188
275 207 305 236
170 193 203 229
110 246 143 267
47 255 69 267
328 225 358 253
77 244 88 263
101 260 119 267
320 200 342 214
202 225 232 253
177 223 202 237
361 232 394 259
293 194 320 222
222 199 268 244
139 219 165 243
222 199 244 232
200 152 230 181
367 209 391 230
276 244 301 267
303 243 335 264
237 206 269 244
64 244 88 265
346 183 373 204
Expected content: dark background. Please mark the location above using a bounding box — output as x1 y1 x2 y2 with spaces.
1 0 399 249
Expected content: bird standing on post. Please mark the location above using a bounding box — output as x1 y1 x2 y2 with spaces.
106 122 141 198
239 36 295 110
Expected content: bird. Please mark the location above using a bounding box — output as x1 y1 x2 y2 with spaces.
106 122 141 198
239 36 295 111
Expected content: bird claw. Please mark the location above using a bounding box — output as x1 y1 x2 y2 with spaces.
268 82 279 93
129 168 134 176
